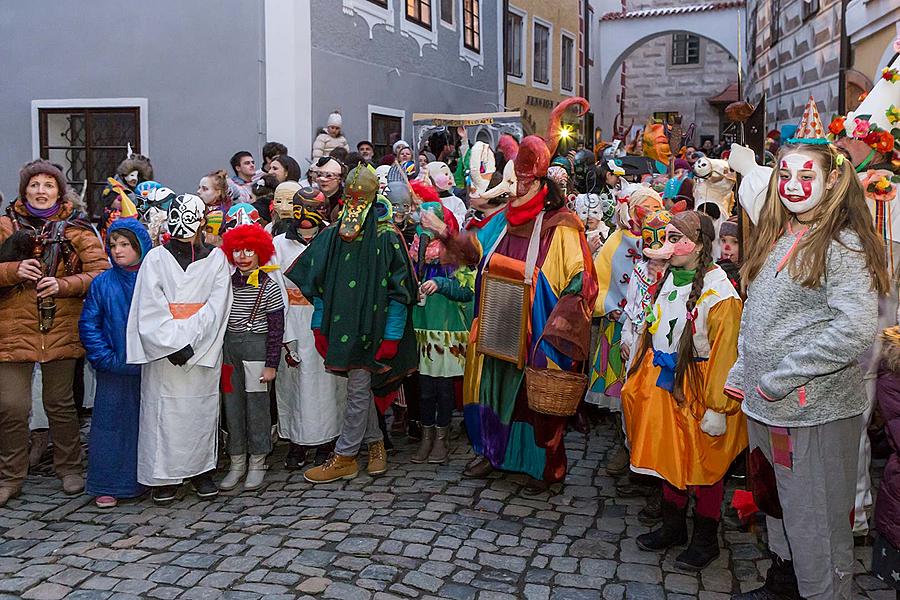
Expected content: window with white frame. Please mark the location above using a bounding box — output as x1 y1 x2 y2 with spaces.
440 0 453 26
561 33 575 92
463 0 480 53
505 10 523 78
533 21 551 86
406 0 432 29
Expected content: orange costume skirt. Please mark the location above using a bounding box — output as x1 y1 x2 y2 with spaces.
621 351 748 490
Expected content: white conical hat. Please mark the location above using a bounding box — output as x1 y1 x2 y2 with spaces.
845 54 900 135
788 96 827 143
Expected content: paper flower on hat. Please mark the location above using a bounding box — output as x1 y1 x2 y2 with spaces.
787 96 828 144
882 67 900 83
887 105 900 126
828 116 845 136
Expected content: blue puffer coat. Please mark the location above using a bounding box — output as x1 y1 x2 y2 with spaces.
79 218 151 498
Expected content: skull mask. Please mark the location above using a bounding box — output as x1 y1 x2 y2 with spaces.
167 194 205 240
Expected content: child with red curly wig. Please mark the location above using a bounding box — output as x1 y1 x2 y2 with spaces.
219 224 285 491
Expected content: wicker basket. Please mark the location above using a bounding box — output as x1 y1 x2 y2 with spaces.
524 333 588 417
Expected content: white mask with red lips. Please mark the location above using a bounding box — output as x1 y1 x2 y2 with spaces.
777 152 826 214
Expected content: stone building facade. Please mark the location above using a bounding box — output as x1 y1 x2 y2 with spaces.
744 0 842 132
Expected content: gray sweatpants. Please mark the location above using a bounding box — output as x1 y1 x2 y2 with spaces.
334 369 383 457
748 416 858 600
222 332 273 456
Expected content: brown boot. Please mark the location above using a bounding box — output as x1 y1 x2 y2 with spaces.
427 426 450 464
367 440 388 475
303 453 359 484
0 487 21 508
411 426 435 464
463 455 494 478
606 444 630 477
29 429 49 468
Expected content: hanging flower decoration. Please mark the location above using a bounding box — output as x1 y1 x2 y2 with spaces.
887 105 900 126
828 116 845 135
861 170 898 203
883 67 900 83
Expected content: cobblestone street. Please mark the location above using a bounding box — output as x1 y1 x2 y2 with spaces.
0 420 892 600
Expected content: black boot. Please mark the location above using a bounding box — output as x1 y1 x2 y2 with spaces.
636 500 687 551
284 443 307 470
190 472 219 499
732 554 802 600
674 515 720 571
638 486 662 526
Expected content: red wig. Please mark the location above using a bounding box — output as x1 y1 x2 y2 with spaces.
409 179 440 204
221 224 275 266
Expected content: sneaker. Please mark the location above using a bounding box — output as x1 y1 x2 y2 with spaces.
304 453 359 484
152 485 179 505
95 495 117 509
190 473 219 499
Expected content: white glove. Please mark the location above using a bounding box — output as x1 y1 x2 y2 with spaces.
700 409 727 437
727 143 758 176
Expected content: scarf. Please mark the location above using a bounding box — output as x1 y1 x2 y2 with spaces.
506 186 548 227
25 202 61 219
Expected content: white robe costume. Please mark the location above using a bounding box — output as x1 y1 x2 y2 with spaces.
272 233 346 446
127 246 232 486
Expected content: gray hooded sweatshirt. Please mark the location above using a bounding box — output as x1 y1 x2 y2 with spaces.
726 227 878 427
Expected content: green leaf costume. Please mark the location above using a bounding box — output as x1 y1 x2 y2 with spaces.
286 167 418 395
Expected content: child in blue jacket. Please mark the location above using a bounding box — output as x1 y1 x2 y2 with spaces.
79 218 152 507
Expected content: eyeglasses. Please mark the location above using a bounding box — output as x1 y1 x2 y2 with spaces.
231 249 257 258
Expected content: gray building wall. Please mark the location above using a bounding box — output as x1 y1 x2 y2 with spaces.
621 35 737 142
0 0 265 205
745 0 842 131
309 0 502 155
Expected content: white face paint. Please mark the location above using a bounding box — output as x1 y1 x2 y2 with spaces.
777 152 826 214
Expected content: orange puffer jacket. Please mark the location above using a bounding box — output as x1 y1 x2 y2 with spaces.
0 200 109 363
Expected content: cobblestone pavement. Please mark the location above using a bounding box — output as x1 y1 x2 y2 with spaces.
0 420 892 600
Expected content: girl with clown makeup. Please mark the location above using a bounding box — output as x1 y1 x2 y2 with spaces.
726 97 890 600
621 210 745 572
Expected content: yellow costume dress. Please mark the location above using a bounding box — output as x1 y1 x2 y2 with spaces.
621 264 747 489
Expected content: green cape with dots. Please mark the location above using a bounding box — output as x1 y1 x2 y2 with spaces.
287 206 418 395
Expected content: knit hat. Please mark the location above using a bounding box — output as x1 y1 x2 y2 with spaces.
673 158 690 172
393 140 411 155
327 111 343 128
719 216 738 238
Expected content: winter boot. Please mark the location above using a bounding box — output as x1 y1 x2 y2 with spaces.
636 500 688 551
428 426 450 463
219 455 247 491
367 440 388 475
243 455 267 490
606 444 630 477
304 453 359 483
732 554 802 600
638 486 663 526
674 515 721 571
411 425 435 464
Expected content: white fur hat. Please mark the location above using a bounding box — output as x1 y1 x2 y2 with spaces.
393 140 411 155
327 111 342 128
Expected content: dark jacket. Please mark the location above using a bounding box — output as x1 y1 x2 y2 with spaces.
875 366 900 549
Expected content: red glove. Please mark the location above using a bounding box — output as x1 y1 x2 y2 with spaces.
313 328 329 359
375 339 399 361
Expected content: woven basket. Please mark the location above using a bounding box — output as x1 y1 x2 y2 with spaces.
524 332 588 417
882 326 900 373
525 366 588 417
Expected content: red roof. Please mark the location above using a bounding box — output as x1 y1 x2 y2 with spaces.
707 82 740 104
600 2 745 21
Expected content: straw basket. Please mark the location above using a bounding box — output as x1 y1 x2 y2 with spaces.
525 333 588 417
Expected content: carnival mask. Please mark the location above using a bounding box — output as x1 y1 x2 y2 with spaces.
272 182 301 219
205 210 224 237
226 203 261 229
642 123 672 165
640 209 674 253
375 165 391 193
645 223 696 260
468 142 496 198
135 180 161 200
571 194 604 230
384 165 412 225
339 166 379 241
547 166 570 195
293 186 327 221
167 193 205 240
426 162 454 192
777 152 828 214
125 169 140 188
